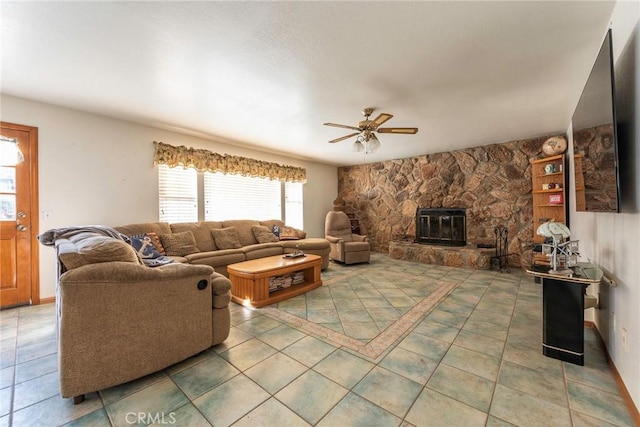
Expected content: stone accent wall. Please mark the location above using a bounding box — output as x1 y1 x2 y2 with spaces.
337 135 562 267
573 124 618 211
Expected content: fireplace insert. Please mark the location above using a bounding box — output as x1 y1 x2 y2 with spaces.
415 208 466 246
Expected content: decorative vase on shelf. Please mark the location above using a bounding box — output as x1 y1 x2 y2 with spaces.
542 136 567 157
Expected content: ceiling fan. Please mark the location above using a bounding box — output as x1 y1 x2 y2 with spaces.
323 107 418 153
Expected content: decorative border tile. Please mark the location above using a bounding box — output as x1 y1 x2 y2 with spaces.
261 280 458 359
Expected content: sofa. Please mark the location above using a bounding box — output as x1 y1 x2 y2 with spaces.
42 219 328 403
114 219 331 276
42 228 233 404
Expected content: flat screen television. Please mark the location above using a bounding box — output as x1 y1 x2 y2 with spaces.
571 29 620 213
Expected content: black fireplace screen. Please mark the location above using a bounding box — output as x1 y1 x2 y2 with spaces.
415 208 466 246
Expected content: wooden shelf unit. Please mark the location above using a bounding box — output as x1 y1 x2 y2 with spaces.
347 213 361 234
531 154 569 246
573 153 586 211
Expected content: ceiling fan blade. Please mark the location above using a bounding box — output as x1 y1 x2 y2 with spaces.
369 113 393 128
377 127 419 134
329 132 360 143
323 122 361 131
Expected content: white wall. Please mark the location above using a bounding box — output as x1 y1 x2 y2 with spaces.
568 1 639 409
0 94 338 300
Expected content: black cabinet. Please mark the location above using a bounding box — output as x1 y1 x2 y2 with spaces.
542 276 587 365
526 263 601 366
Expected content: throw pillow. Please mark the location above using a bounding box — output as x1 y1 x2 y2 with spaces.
272 224 280 238
211 227 242 250
279 226 299 240
252 225 279 243
129 233 163 260
146 232 166 255
160 231 200 257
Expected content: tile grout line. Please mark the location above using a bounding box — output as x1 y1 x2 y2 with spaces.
485 271 524 425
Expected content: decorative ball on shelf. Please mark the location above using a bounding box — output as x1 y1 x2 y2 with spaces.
542 136 568 157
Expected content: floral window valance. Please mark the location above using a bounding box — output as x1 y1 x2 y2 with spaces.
153 141 306 183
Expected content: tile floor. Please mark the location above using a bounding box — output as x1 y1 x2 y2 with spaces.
0 254 635 426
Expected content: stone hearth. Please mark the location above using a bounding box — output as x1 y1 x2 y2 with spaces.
389 240 495 269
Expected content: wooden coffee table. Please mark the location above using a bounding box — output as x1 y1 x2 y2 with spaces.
227 254 322 308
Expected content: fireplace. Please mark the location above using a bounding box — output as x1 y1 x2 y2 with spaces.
415 208 466 246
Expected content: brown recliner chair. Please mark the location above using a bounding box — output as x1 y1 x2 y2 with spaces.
325 211 370 264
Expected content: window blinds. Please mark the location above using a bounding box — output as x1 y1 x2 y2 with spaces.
284 181 304 229
204 172 281 221
158 164 197 223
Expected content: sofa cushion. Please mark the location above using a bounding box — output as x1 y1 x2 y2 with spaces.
59 236 139 270
252 225 279 243
170 221 222 251
242 243 284 260
211 227 242 250
160 231 200 256
279 226 299 240
185 250 245 267
221 220 260 246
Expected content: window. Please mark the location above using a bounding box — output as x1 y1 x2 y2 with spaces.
204 172 281 221
158 166 303 225
285 181 303 229
158 164 197 222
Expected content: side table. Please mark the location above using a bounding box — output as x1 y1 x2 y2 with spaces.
525 263 602 365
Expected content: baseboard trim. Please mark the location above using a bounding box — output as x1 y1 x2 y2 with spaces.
586 321 640 425
38 297 55 305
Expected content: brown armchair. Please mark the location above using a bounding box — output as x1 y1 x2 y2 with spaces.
325 211 370 264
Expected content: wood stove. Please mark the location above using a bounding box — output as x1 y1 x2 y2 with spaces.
415 208 466 246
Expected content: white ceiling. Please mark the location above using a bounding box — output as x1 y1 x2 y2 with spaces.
1 1 616 166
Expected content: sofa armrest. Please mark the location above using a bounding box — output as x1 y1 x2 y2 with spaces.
352 234 368 242
325 235 343 244
210 271 231 295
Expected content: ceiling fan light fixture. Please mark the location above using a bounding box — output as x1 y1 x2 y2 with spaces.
366 133 380 154
324 107 418 152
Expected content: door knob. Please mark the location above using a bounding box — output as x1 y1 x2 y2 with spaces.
17 211 26 218
17 224 28 231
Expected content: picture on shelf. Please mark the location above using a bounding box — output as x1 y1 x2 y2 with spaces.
549 194 563 204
